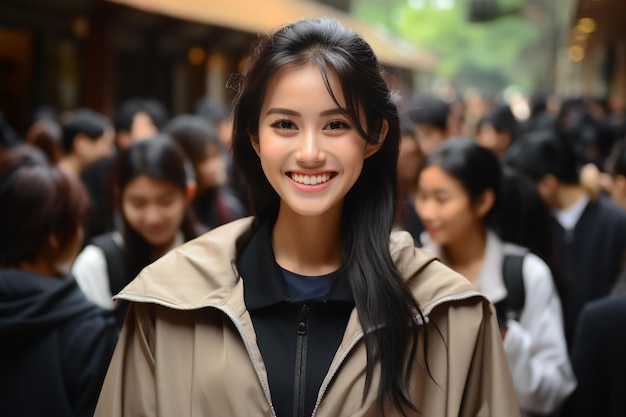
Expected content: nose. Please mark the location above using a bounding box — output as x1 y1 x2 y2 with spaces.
295 130 325 166
144 205 162 225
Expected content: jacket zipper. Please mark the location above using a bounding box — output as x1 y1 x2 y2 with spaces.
294 304 311 417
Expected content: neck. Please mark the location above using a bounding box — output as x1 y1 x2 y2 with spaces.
18 258 60 278
555 184 587 210
272 203 344 276
441 226 487 280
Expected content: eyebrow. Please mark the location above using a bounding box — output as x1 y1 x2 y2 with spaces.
265 108 347 117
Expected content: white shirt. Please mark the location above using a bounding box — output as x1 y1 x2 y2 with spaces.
72 231 184 310
421 230 577 416
552 193 590 231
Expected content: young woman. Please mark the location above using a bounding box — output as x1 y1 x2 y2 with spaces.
95 18 518 417
0 145 117 417
72 136 202 326
164 114 247 229
415 138 576 416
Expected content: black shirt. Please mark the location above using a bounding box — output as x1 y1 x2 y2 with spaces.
237 220 354 417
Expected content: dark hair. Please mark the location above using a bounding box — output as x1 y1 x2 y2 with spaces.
0 145 90 268
419 137 502 228
61 108 112 153
399 113 417 138
26 119 63 165
505 129 581 184
609 139 626 177
231 17 424 415
498 166 562 290
114 98 169 132
405 95 450 131
112 136 200 278
163 114 221 166
194 97 231 124
477 103 519 143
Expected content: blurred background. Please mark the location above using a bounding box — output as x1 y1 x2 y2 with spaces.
0 0 621 134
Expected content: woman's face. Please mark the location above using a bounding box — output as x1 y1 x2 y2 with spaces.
121 175 187 248
415 165 484 246
252 64 381 218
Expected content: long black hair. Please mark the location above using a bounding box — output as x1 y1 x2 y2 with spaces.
111 136 201 279
231 17 424 415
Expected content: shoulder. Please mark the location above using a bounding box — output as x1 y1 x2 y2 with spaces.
390 229 486 317
117 217 257 306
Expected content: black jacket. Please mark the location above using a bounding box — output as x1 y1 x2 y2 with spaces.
551 195 626 346
0 269 118 417
563 293 626 417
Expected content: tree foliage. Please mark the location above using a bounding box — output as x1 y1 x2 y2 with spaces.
353 0 543 93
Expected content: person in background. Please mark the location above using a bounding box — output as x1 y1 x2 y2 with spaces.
475 103 519 158
94 17 519 417
415 138 576 416
164 114 247 229
396 113 424 245
57 108 115 177
405 95 451 156
505 129 626 348
25 107 64 165
82 97 169 239
72 137 203 328
561 290 626 417
0 145 117 417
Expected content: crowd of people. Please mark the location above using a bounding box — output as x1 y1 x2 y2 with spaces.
1 15 625 417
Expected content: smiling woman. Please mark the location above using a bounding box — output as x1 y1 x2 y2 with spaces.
94 17 519 417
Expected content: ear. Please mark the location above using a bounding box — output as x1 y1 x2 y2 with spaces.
475 188 495 218
249 131 261 157
185 180 197 203
48 234 60 250
364 119 389 158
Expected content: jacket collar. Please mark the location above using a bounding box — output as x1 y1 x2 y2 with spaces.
237 219 353 310
117 216 478 317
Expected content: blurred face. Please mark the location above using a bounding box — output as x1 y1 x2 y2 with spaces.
252 64 381 218
475 123 510 157
398 135 423 193
196 142 227 191
122 175 187 249
416 123 446 155
415 165 484 246
79 127 115 165
131 111 158 141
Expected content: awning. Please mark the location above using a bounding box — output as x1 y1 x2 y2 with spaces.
105 0 437 71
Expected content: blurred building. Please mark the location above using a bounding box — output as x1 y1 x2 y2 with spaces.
554 0 626 109
0 0 436 134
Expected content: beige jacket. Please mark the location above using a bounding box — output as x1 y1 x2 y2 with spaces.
95 217 520 417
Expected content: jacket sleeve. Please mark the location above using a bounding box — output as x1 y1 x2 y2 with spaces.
94 302 157 417
503 254 576 414
440 296 521 417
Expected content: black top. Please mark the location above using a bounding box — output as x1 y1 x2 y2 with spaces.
551 195 626 347
563 293 626 417
237 220 354 417
0 269 118 417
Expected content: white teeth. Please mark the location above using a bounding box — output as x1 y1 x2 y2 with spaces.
292 173 331 185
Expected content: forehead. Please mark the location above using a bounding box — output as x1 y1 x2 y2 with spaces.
418 165 465 192
262 64 345 108
123 175 181 197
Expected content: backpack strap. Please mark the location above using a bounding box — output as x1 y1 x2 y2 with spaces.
499 253 526 322
90 233 128 297
89 233 130 328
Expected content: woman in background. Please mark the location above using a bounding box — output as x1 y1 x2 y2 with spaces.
72 136 203 327
415 138 576 416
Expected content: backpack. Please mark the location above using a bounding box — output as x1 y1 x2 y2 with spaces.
494 254 526 324
89 233 130 327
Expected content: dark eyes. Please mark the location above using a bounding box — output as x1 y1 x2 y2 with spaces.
269 119 350 131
